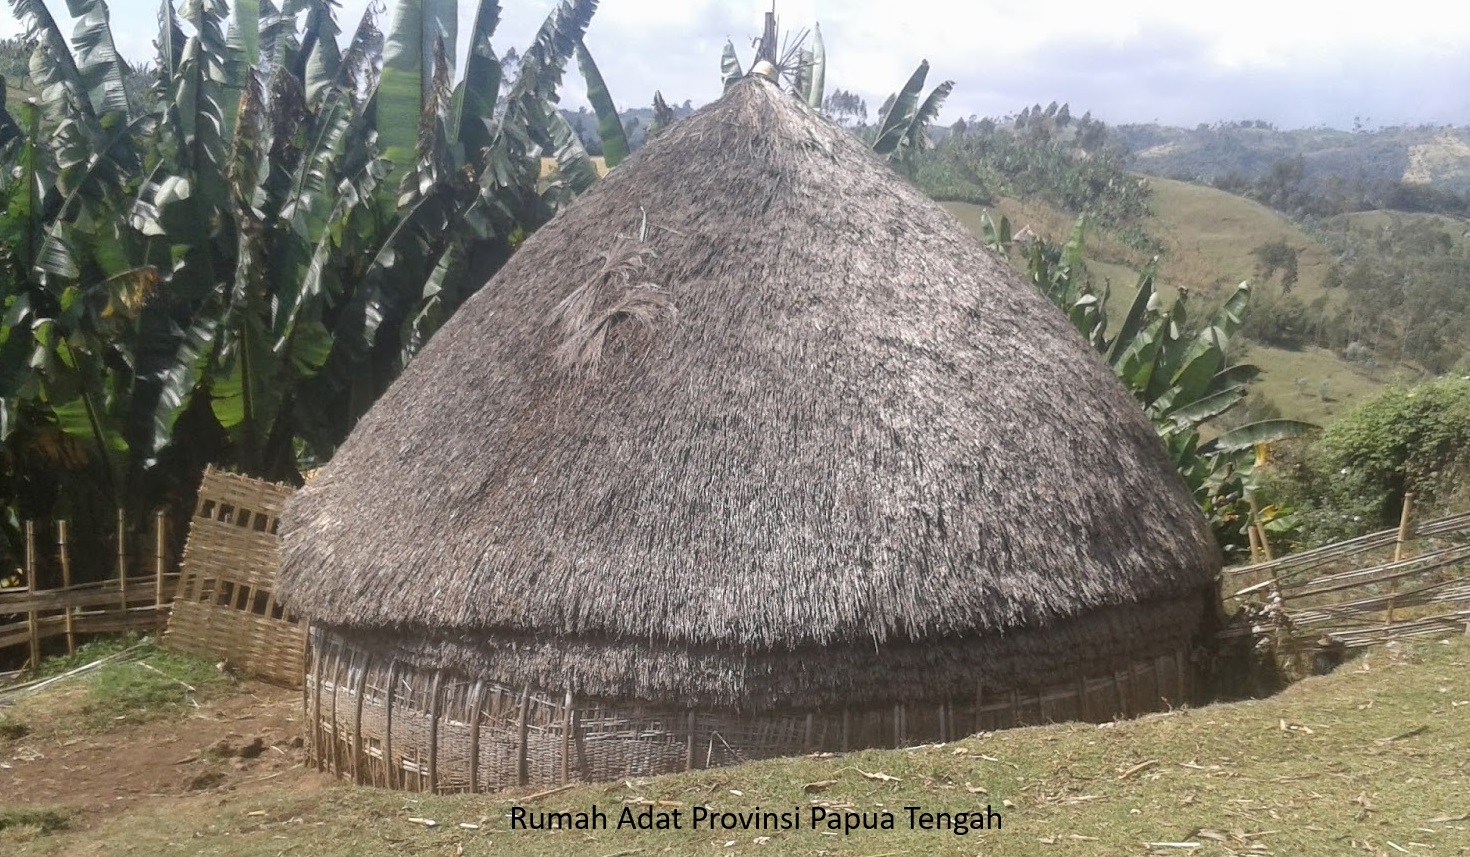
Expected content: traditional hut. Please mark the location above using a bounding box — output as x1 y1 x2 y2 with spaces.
277 76 1222 792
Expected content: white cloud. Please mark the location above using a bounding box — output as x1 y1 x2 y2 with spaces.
3 0 1469 129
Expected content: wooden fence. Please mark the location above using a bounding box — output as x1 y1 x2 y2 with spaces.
0 512 179 670
1224 495 1470 658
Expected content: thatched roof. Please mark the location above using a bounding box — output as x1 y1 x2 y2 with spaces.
278 78 1220 707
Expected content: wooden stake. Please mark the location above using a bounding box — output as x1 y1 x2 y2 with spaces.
468 681 485 793
684 710 696 773
1248 497 1274 561
154 510 166 632
384 659 400 790
515 686 531 787
25 521 39 671
562 688 574 784
351 653 369 786
427 670 443 793
58 520 74 655
116 508 128 614
1387 492 1416 625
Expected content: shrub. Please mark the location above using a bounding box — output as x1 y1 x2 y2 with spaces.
1285 378 1470 544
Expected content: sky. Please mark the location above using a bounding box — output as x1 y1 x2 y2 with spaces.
4 0 1470 130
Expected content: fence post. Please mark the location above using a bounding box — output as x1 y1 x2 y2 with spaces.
154 510 167 632
58 520 75 655
1386 492 1416 626
25 521 39 671
116 508 128 616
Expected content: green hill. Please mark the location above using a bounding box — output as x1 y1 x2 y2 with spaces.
1118 121 1470 197
940 177 1434 427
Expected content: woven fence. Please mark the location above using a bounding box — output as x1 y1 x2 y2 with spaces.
305 627 1196 792
163 466 304 687
1223 495 1470 661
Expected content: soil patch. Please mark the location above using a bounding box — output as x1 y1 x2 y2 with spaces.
1 682 319 818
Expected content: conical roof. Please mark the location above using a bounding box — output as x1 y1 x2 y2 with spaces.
278 79 1219 695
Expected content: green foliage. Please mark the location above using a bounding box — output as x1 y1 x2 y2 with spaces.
914 124 1154 235
574 38 627 167
984 214 1314 556
1312 213 1470 373
0 0 615 581
1241 290 1312 349
1283 378 1470 544
1249 238 1299 293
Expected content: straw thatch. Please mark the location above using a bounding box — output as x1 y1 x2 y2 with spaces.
279 78 1220 723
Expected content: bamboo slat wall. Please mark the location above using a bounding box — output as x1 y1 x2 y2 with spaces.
163 467 304 688
1224 498 1470 655
305 628 1196 792
0 514 176 669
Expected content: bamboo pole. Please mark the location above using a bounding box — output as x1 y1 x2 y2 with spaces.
563 688 575 783
25 521 39 671
468 681 485 793
426 671 443 793
116 508 128 614
1387 492 1416 625
515 686 531 787
58 520 74 655
1248 496 1275 562
154 510 166 632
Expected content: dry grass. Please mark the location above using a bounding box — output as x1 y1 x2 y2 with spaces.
7 635 1469 856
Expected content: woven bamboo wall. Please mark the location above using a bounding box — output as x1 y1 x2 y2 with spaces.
305 627 1195 792
164 467 304 687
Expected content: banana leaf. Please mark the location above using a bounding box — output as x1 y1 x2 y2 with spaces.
452 0 502 166
576 38 627 167
806 23 824 108
872 60 927 156
378 0 458 179
1201 419 1319 454
720 39 741 91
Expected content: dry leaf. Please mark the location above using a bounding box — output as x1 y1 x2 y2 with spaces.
857 769 901 783
729 789 744 796
406 817 437 827
965 785 988 795
1118 760 1159 780
803 780 839 793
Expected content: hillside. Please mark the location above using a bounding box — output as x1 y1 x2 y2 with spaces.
941 177 1432 425
1117 122 1470 196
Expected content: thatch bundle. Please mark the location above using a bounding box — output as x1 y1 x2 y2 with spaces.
279 77 1221 789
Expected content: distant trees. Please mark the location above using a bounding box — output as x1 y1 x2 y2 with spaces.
1251 240 1300 294
821 88 867 126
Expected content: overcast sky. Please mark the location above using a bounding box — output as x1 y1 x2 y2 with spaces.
4 0 1470 130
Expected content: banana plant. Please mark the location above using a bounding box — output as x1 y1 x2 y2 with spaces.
872 59 953 160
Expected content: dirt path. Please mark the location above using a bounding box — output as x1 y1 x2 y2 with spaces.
1 682 322 818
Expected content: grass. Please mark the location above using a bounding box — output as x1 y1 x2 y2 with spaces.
940 180 1428 429
0 809 70 848
1 634 235 736
6 635 1469 856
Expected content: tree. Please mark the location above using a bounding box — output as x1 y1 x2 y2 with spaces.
820 88 867 126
